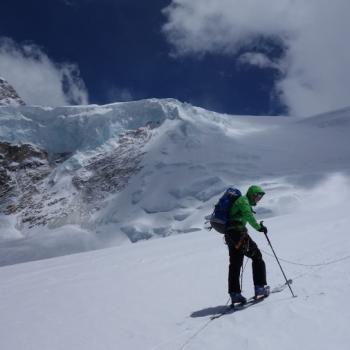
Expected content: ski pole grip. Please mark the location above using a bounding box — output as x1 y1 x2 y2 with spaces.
259 221 268 236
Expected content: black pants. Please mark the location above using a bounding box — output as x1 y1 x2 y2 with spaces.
225 229 267 294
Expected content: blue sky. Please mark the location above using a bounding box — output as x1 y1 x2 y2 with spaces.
0 0 349 116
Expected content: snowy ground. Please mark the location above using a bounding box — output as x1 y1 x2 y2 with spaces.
1 175 350 350
1 100 350 349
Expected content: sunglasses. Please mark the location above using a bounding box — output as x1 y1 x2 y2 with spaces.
254 192 265 201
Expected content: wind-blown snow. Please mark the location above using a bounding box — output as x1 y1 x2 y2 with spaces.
1 99 350 349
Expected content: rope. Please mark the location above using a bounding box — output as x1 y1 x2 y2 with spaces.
240 256 249 290
177 298 231 350
175 250 350 350
261 248 350 267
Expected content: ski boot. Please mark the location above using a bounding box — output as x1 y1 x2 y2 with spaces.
230 292 247 306
254 285 270 299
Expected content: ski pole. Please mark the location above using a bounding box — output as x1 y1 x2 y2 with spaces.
263 232 296 298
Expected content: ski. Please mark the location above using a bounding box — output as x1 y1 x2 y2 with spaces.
210 296 265 320
210 279 293 320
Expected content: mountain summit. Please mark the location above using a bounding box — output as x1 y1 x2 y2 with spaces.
0 77 25 106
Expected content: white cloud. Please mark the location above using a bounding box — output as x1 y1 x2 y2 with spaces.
237 52 280 70
0 37 89 106
163 0 350 116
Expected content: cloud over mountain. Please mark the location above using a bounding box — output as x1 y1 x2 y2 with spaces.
0 37 88 106
163 0 350 116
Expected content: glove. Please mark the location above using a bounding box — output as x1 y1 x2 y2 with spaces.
259 221 268 235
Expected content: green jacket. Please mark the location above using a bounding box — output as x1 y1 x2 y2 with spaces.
228 185 265 231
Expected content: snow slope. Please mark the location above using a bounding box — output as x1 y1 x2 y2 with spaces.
1 99 350 266
0 173 350 350
1 100 350 349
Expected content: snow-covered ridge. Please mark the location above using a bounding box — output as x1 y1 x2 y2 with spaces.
1 98 350 266
0 77 25 106
0 97 285 153
297 106 350 128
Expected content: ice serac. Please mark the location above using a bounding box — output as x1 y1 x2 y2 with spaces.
0 99 182 263
0 77 26 106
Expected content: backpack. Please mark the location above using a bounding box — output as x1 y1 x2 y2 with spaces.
208 187 242 233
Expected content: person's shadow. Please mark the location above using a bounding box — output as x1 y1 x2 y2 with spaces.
190 305 231 318
191 297 267 318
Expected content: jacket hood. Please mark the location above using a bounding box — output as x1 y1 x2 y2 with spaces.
246 185 265 206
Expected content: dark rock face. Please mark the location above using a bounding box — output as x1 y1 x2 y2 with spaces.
0 125 151 230
0 142 51 219
72 127 150 204
0 142 48 163
0 77 26 106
